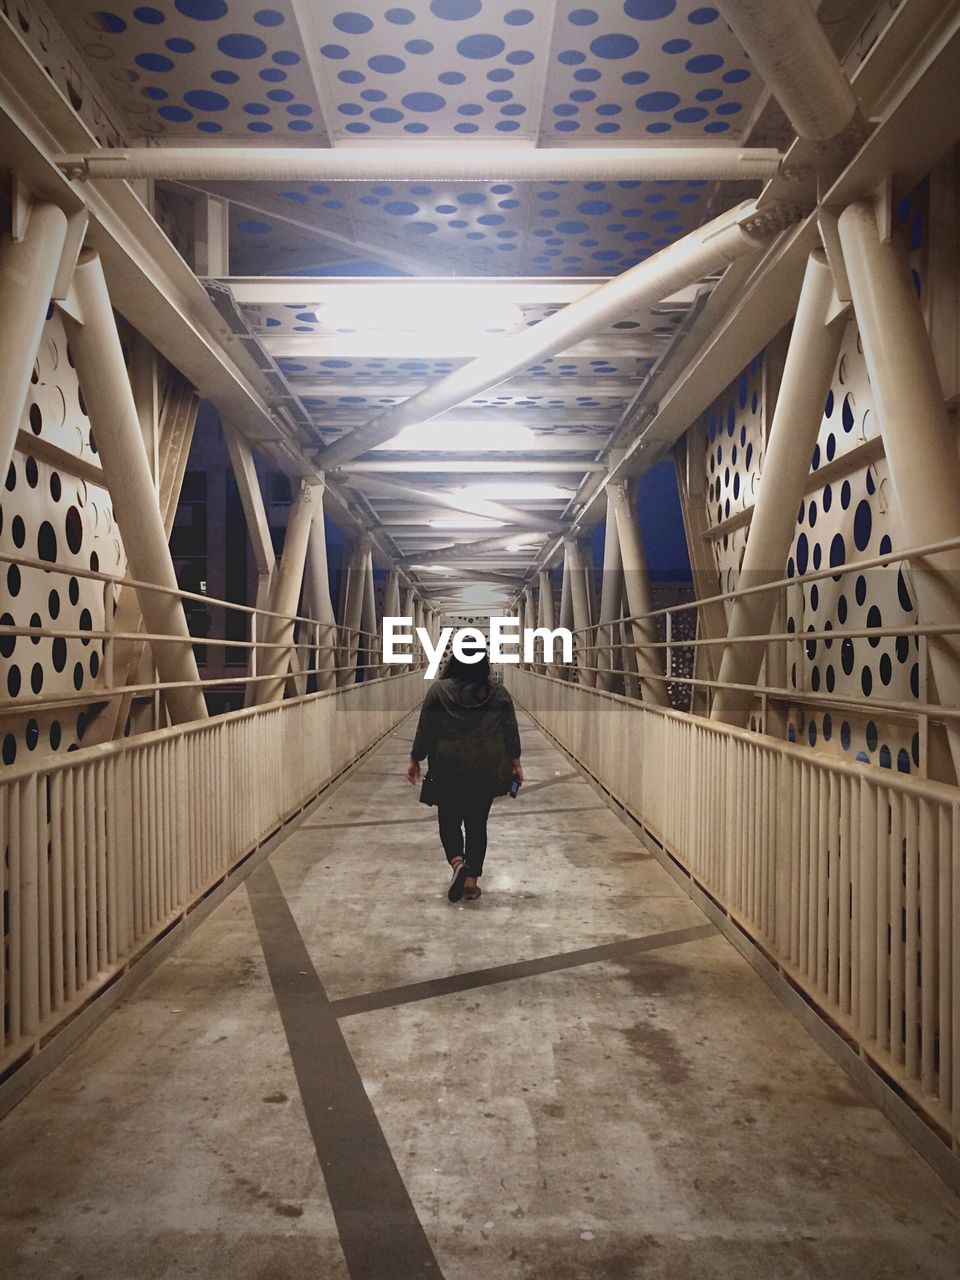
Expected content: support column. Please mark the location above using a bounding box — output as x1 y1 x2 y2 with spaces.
382 569 400 678
0 203 68 485
361 546 378 680
66 251 207 724
559 548 574 678
537 568 555 672
339 537 369 686
304 486 338 692
522 586 536 669
711 251 844 726
564 538 596 688
838 201 960 782
612 482 670 708
255 482 315 705
401 585 416 672
597 487 624 692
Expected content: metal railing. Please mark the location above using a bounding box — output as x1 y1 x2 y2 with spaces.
0 556 429 1077
505 664 960 1155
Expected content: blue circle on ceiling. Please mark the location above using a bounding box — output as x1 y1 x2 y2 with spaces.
166 38 196 52
663 38 690 52
674 106 707 122
211 69 239 82
478 213 504 224
689 6 719 21
571 88 596 101
289 119 314 131
369 54 406 72
591 34 639 58
716 100 742 114
268 88 294 101
260 68 286 80
558 49 586 64
345 122 370 132
135 53 174 72
198 120 222 132
255 9 285 25
488 67 514 80
704 120 729 132
578 200 612 214
487 89 511 100
506 9 534 23
458 192 487 203
686 53 723 73
491 185 513 193
723 68 750 82
337 102 363 115
499 198 520 208
384 200 419 215
218 34 268 59
431 0 481 17
569 8 598 23
185 89 229 110
597 102 621 114
624 0 676 16
403 91 446 111
439 70 466 83
455 123 479 133
159 105 193 121
574 68 601 82
459 103 483 115
143 86 168 99
386 7 415 22
245 102 270 114
622 70 649 83
133 6 165 22
175 0 226 18
237 220 272 233
288 103 313 115
557 220 588 233
273 50 300 64
361 87 387 100
321 44 350 58
435 203 457 212
94 12 127 33
696 87 722 100
339 69 365 82
507 50 534 64
406 39 434 53
553 103 577 115
501 102 525 114
555 120 579 131
334 12 374 34
636 91 680 111
646 121 671 132
458 35 506 58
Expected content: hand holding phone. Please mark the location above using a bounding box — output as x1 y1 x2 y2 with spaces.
509 775 521 798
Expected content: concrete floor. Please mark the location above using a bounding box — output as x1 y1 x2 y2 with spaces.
2 710 959 1279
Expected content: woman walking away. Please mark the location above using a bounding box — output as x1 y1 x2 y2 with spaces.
406 649 523 903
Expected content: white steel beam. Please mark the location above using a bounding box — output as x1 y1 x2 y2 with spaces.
714 0 861 142
316 202 775 469
61 147 783 185
263 335 665 361
221 277 609 308
344 473 565 533
343 460 602 474
297 379 641 399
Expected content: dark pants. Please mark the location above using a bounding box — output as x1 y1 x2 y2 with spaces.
437 793 494 876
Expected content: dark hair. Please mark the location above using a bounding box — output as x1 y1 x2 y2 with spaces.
443 651 492 683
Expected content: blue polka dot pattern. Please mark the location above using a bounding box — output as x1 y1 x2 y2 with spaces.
65 0 760 147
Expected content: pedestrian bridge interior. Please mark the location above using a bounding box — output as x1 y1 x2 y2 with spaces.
1 0 960 1275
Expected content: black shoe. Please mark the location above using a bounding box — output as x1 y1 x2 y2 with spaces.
448 858 469 903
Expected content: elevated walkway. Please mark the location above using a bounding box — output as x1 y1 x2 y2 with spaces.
2 712 958 1279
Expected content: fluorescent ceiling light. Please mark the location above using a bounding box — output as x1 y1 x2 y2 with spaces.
320 284 523 338
428 517 507 530
374 422 539 452
458 483 575 501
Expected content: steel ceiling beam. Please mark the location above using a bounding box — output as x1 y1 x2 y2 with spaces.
60 147 783 184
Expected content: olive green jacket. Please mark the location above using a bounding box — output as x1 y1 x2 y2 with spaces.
411 678 521 798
